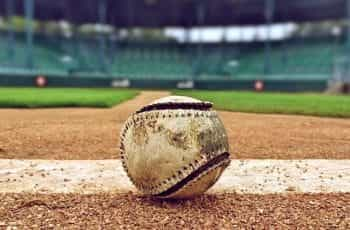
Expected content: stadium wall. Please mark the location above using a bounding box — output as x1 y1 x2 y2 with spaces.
0 74 327 92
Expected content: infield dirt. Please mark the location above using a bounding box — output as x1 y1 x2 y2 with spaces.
0 91 349 159
1 193 349 229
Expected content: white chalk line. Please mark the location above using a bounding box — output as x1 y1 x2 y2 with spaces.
0 159 349 194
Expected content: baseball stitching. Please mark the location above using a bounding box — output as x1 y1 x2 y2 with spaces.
157 156 231 198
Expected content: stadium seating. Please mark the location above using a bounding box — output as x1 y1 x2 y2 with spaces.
0 32 341 81
110 45 193 79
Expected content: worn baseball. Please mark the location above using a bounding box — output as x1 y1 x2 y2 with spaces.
119 96 230 198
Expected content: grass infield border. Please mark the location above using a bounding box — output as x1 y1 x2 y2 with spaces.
174 90 350 118
0 88 139 108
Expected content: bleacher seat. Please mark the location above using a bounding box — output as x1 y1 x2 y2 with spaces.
0 32 340 81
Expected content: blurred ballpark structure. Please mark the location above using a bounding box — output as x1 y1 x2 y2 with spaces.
0 0 350 91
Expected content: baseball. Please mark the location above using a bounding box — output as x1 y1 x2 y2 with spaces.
119 96 230 198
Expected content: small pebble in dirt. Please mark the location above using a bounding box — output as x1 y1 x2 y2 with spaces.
286 186 296 192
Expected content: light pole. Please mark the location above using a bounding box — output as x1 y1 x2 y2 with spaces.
25 0 35 69
6 0 15 65
264 0 274 75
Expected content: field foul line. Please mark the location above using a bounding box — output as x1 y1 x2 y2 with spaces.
0 159 349 194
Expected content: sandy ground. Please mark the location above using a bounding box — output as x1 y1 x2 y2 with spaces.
1 193 349 229
221 111 350 159
0 91 349 160
0 91 169 160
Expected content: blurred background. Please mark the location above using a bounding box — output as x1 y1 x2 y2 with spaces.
0 0 349 92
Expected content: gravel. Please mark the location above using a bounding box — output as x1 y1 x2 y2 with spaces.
1 193 349 229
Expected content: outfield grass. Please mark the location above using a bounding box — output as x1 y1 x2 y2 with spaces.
0 88 139 108
174 90 350 118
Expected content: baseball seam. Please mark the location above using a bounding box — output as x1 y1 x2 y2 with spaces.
155 152 230 197
136 102 212 114
158 157 231 198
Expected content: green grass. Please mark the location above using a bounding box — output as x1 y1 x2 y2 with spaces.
0 88 139 108
174 90 350 118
